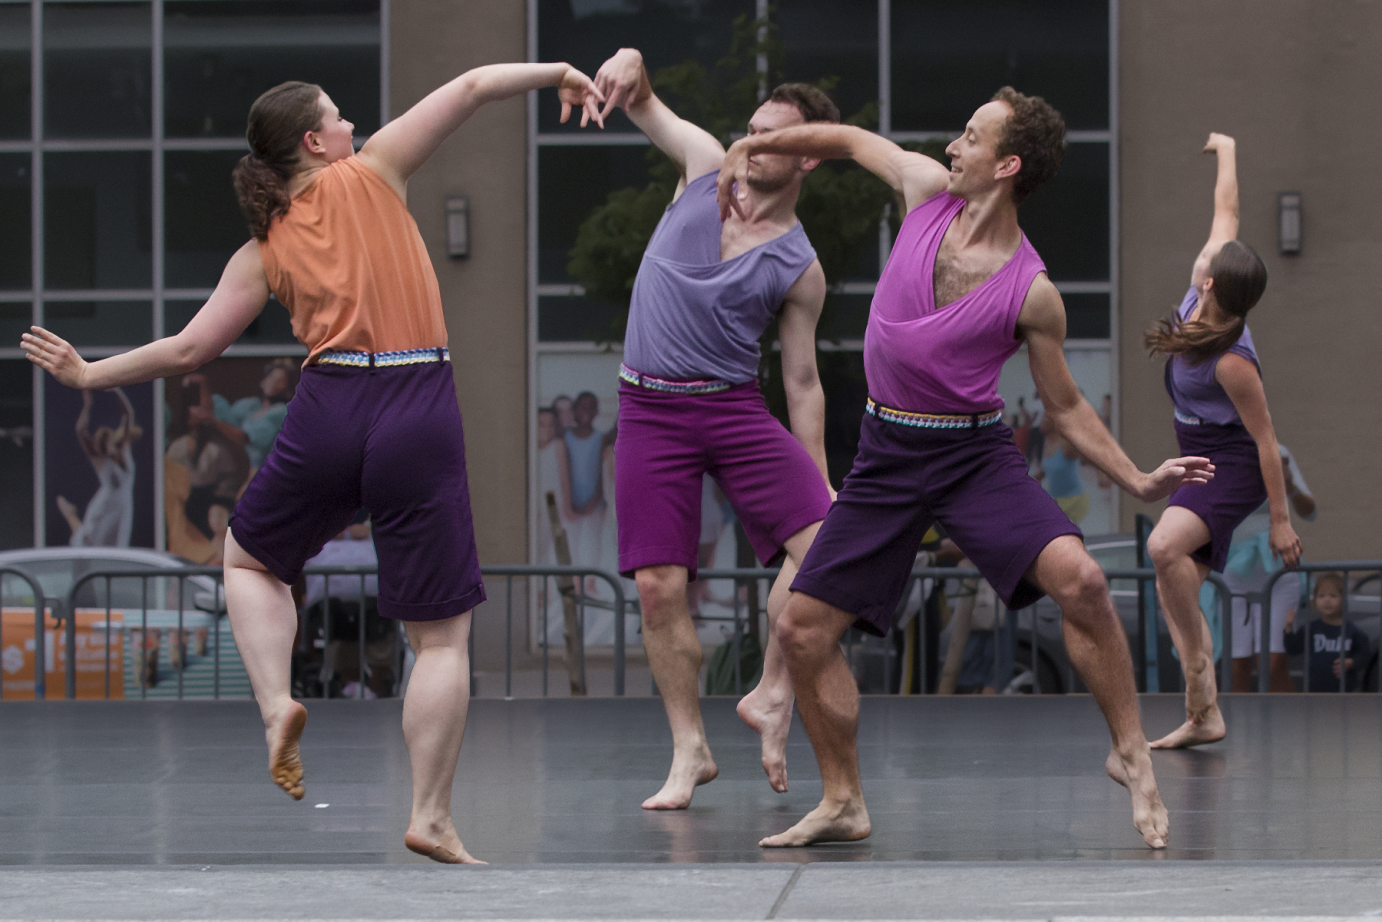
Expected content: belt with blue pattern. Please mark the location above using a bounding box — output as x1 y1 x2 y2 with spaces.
619 364 732 395
866 397 1004 430
315 347 449 368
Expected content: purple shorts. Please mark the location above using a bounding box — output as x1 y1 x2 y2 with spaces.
230 362 485 622
1167 419 1267 573
615 380 832 578
792 411 1081 636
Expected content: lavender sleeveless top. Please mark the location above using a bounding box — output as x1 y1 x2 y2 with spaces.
623 172 817 384
1163 285 1260 426
863 192 1047 413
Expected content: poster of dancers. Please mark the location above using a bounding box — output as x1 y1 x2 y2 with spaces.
162 357 300 564
44 380 155 549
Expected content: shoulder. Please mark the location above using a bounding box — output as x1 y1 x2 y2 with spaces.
784 258 826 306
1215 350 1261 387
1018 273 1062 323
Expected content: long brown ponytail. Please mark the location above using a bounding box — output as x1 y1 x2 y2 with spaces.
1145 240 1268 364
231 81 324 240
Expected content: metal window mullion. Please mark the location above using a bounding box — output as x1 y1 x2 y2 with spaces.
379 0 390 127
877 0 891 273
152 0 165 549
527 0 539 594
31 0 43 548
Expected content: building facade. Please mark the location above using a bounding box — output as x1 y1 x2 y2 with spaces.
1 1 1375 566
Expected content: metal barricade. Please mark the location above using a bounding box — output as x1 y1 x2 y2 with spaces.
0 567 48 700
1260 562 1382 694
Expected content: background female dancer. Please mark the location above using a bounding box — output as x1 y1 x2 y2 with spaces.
23 63 603 864
1145 132 1301 748
56 387 141 547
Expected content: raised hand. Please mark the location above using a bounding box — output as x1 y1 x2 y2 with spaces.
21 326 88 389
1137 455 1215 503
558 66 605 128
1203 132 1235 155
1270 519 1302 570
591 48 647 124
716 137 753 222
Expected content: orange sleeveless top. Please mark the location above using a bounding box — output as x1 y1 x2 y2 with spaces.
259 156 447 363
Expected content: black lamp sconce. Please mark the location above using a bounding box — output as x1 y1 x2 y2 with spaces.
1277 191 1301 255
445 194 470 258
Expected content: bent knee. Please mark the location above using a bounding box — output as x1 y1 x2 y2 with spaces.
776 596 841 660
1049 557 1109 611
635 566 688 624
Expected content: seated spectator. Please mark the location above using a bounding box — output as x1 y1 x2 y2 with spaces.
1284 572 1370 692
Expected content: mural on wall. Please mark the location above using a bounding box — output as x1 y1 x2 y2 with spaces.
45 380 155 549
162 357 299 564
997 347 1116 536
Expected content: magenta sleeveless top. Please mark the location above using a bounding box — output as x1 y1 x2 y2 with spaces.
863 192 1047 413
1163 285 1261 426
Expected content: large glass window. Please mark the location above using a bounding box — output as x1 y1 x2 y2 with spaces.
43 2 153 139
5 1 382 547
532 1 1122 559
0 4 31 139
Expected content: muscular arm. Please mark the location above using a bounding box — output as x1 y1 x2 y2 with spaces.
358 63 601 196
1190 133 1239 289
717 124 949 219
777 261 831 493
1019 276 1214 502
1218 353 1302 567
23 241 272 390
592 48 723 193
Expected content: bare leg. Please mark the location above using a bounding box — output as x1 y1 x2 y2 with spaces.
223 528 308 800
1029 535 1168 849
737 521 821 794
1268 652 1294 692
401 613 484 865
1147 507 1224 748
637 565 718 809
760 591 871 847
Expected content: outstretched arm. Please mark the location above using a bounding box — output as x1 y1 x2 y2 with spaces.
358 63 602 194
22 240 271 390
73 390 96 456
590 48 724 191
778 260 832 496
717 124 949 220
1019 275 1214 502
109 386 137 445
1190 133 1238 289
1218 353 1301 568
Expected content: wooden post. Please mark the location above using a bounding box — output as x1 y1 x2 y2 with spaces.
545 492 586 696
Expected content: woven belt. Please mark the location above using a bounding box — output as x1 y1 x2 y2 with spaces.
866 398 1004 430
1174 410 1203 426
619 364 732 395
315 347 449 368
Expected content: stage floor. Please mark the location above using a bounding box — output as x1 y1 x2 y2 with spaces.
2 694 1380 866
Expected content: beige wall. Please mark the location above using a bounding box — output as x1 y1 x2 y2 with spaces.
1119 0 1382 559
391 1 529 566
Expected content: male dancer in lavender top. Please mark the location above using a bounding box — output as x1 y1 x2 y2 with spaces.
718 88 1215 849
588 48 835 808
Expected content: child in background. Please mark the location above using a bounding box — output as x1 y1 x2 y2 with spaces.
1284 572 1370 692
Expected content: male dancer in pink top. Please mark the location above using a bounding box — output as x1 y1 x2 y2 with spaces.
718 88 1214 850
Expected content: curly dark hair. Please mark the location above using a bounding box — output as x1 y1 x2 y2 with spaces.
990 86 1066 205
231 81 324 240
768 82 840 124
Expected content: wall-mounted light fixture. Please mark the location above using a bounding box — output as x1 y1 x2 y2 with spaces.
445 194 470 258
1277 191 1301 255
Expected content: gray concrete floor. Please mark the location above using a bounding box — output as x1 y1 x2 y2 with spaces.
1 695 1381 919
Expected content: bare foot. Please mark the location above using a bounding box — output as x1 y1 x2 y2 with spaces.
641 746 718 810
760 798 871 847
737 689 793 793
266 701 308 800
1110 744 1169 849
404 829 486 865
1150 704 1226 749
56 495 82 534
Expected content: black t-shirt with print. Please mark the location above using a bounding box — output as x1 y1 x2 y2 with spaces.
1283 618 1371 692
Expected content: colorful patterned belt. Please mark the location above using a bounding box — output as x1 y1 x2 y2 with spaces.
619 364 732 395
866 398 1004 430
315 347 449 368
1174 410 1203 426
